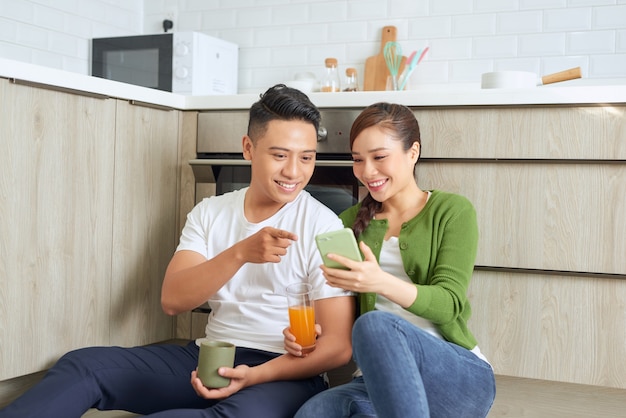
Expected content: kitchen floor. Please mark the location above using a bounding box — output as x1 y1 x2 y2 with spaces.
488 375 626 418
80 375 626 417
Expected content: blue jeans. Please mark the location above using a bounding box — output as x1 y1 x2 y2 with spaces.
0 342 325 418
296 311 495 418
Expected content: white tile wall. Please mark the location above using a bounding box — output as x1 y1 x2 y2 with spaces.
452 14 497 37
568 30 615 54
618 30 626 51
474 0 518 13
1 0 625 93
474 36 518 58
0 0 143 75
543 8 592 32
594 5 626 28
497 11 544 34
520 0 567 9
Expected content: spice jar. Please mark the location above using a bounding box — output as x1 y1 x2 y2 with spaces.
343 68 358 91
321 58 340 92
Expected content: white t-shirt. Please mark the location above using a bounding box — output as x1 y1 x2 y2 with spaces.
176 187 350 354
375 237 489 365
376 237 443 339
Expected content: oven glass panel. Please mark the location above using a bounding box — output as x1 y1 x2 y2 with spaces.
214 166 359 215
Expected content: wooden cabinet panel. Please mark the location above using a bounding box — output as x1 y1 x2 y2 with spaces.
109 101 179 346
416 161 626 275
468 270 626 389
0 81 115 379
415 105 626 389
173 111 200 340
416 106 626 160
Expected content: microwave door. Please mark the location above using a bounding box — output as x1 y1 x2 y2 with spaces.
92 34 173 92
103 49 161 89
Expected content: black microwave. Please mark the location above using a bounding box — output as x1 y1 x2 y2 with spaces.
91 32 238 95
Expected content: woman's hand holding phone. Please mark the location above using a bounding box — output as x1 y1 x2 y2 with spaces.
317 235 386 294
315 228 362 270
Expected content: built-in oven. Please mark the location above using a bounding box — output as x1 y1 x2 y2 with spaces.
190 109 365 215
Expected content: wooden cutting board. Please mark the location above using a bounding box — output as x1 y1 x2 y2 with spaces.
364 26 407 91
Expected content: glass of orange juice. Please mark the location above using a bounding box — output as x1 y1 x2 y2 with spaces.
286 282 316 354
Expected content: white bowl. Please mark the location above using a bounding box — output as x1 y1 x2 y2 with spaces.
294 72 316 81
284 79 315 93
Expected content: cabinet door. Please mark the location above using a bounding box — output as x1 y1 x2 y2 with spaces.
0 80 116 379
468 270 626 389
110 101 179 346
416 161 626 274
414 105 626 275
416 106 626 160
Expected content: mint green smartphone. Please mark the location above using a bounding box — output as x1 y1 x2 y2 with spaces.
315 228 362 270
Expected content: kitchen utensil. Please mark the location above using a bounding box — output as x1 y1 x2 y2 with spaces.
538 67 582 85
364 26 406 91
405 50 417 68
416 46 429 66
398 46 429 91
397 49 419 91
481 67 582 89
383 41 403 90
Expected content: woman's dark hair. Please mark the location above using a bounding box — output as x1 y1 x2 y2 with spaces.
350 102 421 238
247 84 321 142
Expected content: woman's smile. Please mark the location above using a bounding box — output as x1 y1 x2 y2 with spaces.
367 178 388 191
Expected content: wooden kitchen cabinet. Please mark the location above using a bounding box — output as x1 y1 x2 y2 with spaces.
413 105 626 389
467 270 626 389
415 106 626 275
0 81 180 381
417 161 626 274
172 110 201 341
109 100 180 346
0 80 115 379
180 104 626 390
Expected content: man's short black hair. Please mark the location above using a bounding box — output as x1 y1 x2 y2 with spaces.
247 84 321 142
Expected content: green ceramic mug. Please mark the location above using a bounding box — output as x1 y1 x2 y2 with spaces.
197 340 236 388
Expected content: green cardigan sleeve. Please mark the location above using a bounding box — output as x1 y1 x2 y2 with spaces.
406 195 478 328
339 191 480 349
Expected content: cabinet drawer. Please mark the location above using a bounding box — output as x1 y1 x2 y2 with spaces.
416 106 626 160
417 161 626 275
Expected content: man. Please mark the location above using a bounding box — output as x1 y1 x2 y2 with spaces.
0 85 355 418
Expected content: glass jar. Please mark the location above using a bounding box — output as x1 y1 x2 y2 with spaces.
321 58 340 92
343 67 358 91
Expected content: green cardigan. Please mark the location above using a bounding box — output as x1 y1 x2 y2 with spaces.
339 189 479 350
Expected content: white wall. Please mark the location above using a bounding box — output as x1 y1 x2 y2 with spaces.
2 0 626 93
0 0 143 75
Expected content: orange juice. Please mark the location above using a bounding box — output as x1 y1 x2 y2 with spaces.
288 305 316 353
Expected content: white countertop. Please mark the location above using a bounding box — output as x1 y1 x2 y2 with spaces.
3 58 626 110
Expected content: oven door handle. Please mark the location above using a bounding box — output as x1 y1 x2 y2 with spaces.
189 158 354 182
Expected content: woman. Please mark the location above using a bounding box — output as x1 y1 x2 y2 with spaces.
286 103 495 418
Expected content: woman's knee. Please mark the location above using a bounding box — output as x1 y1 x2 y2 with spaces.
352 311 397 345
294 391 332 418
295 381 370 418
